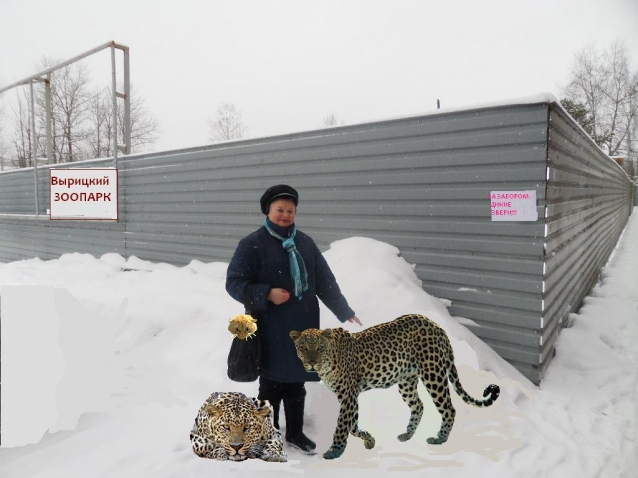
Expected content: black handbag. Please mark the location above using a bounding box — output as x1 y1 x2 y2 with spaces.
227 285 261 382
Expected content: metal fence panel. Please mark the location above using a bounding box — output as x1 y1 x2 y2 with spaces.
0 158 123 261
542 104 633 375
6 101 632 384
37 158 117 215
0 103 549 381
0 157 116 215
0 169 36 214
115 103 549 383
0 215 125 262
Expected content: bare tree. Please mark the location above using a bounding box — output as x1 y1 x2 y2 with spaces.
120 87 160 152
11 58 94 165
86 86 112 158
323 114 345 127
49 61 92 162
1 52 161 168
563 41 638 160
623 156 636 180
2 57 160 166
323 114 338 126
0 141 7 171
19 58 94 164
208 103 246 141
86 85 160 157
8 90 36 168
0 100 7 170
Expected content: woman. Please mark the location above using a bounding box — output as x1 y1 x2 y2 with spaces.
226 184 361 454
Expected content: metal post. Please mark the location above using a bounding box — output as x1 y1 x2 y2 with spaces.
45 74 53 164
123 46 131 154
0 41 130 216
0 41 130 167
0 41 124 95
111 44 118 169
29 80 40 215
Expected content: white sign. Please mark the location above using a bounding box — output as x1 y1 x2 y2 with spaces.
50 168 118 220
489 190 538 222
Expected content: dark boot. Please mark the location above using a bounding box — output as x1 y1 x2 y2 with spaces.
283 392 316 454
258 377 283 430
270 398 281 430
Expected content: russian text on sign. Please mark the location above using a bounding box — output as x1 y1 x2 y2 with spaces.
489 190 538 222
50 176 110 187
49 168 118 220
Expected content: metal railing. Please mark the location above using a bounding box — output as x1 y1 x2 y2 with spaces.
0 41 130 214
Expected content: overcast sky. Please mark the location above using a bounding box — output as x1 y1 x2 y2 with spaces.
1 0 637 153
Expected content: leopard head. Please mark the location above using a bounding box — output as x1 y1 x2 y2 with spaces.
204 399 270 461
228 314 258 340
289 328 333 372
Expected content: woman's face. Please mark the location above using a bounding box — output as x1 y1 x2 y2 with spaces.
267 198 296 227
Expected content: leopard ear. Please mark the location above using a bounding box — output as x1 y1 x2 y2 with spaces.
204 404 221 418
289 330 300 341
256 405 271 419
252 398 270 410
321 329 333 338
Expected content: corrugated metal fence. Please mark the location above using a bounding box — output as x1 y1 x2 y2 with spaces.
0 158 125 259
0 100 633 383
541 106 634 377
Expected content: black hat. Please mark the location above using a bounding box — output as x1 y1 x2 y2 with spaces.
260 184 299 214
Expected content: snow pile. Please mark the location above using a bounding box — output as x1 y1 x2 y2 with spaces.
0 216 637 477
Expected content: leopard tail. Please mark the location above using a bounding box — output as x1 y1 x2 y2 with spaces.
447 362 500 408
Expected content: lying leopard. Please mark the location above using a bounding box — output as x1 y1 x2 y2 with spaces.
290 313 500 459
190 391 287 462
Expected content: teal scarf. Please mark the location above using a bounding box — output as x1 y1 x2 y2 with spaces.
264 220 308 299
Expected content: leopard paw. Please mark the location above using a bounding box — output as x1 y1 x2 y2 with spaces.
398 432 414 442
323 447 344 459
426 435 447 445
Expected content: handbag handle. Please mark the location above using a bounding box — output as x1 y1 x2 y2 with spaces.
244 284 255 315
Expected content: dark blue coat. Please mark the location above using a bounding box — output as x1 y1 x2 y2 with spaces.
226 220 355 383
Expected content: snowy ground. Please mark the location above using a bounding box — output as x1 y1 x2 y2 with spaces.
0 214 637 477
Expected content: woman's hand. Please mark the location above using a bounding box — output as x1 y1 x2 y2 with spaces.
268 288 291 305
347 315 363 326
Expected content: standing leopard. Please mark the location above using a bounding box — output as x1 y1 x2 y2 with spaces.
190 391 287 462
290 313 500 459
